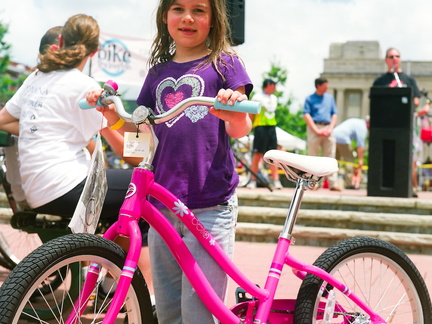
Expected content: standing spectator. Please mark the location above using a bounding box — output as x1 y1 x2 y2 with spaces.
333 117 369 189
303 77 340 191
372 47 429 197
247 79 282 190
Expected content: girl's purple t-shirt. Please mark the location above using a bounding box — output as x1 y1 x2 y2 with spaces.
136 54 252 209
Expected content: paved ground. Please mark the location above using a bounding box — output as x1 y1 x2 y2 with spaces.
1 241 430 310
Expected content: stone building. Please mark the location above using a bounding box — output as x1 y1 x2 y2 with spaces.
320 41 432 122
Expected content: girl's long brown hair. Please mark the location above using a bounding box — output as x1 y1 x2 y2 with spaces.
37 14 99 73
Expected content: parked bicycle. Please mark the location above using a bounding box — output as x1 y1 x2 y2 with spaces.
0 81 430 323
0 138 62 271
231 136 273 191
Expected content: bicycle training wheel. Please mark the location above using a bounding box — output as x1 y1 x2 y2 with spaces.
0 233 154 324
0 222 42 270
293 236 432 324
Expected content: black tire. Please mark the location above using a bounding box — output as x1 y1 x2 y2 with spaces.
232 139 252 187
0 233 154 324
294 236 432 324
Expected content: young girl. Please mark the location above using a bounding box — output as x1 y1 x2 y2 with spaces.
137 0 252 322
87 0 252 321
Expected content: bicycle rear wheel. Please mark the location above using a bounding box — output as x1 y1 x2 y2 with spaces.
0 233 154 324
232 138 252 187
293 236 432 324
0 222 42 270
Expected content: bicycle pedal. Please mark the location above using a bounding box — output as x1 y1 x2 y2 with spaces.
235 287 256 303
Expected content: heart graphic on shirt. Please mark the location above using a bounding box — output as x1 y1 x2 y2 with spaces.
156 74 207 126
185 105 209 123
165 92 184 109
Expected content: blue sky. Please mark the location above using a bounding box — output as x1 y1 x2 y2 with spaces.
1 0 432 108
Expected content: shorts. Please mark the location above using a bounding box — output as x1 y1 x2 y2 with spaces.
34 168 149 246
252 126 277 154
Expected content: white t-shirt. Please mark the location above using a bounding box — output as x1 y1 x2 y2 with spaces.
6 69 106 208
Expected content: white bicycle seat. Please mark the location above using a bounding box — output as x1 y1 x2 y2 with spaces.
263 150 338 178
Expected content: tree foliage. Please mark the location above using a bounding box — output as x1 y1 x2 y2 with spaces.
0 20 26 105
260 61 306 142
0 22 10 72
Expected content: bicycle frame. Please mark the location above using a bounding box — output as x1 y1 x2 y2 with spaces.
68 165 386 324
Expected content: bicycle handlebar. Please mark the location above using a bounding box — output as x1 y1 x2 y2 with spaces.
79 81 261 125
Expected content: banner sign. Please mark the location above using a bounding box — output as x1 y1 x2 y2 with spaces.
90 31 151 87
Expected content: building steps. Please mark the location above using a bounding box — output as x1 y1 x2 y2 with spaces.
236 189 432 254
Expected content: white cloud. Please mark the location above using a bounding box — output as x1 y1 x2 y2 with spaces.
1 0 432 108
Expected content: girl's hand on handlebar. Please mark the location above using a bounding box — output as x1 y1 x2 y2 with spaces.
215 88 247 106
86 89 104 107
85 89 119 126
211 88 252 138
211 88 248 122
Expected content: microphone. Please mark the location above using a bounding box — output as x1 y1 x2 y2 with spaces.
391 65 403 87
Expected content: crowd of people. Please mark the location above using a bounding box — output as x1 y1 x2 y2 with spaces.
0 0 429 322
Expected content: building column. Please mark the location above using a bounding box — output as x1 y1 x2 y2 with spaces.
335 88 345 122
362 89 370 118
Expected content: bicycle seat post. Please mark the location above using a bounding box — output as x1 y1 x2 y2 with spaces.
279 178 308 241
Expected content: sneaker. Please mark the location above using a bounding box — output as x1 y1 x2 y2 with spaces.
330 187 342 192
246 180 257 189
273 180 283 190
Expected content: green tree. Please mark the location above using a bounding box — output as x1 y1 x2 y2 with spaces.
0 20 26 105
0 22 10 72
261 61 307 144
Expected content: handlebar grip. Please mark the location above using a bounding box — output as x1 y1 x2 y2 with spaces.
213 100 261 114
79 97 108 110
79 99 96 110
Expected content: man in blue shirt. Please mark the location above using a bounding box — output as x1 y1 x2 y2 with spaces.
303 78 339 190
333 117 369 189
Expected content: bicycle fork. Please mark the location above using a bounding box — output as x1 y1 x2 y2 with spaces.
65 218 142 324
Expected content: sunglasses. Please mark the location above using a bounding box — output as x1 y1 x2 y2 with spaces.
387 55 400 59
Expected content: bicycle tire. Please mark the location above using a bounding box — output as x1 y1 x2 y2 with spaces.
293 236 432 324
0 233 154 324
0 222 42 270
234 149 252 187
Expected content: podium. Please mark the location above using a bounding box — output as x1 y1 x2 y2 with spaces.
367 87 414 198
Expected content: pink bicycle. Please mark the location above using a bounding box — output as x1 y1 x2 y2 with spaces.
0 81 430 324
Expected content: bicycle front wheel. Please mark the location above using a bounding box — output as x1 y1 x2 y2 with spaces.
293 236 432 324
0 233 154 324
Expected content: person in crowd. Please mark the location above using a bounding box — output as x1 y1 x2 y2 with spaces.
333 117 369 189
372 47 429 197
247 78 282 190
303 77 340 191
87 0 252 322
